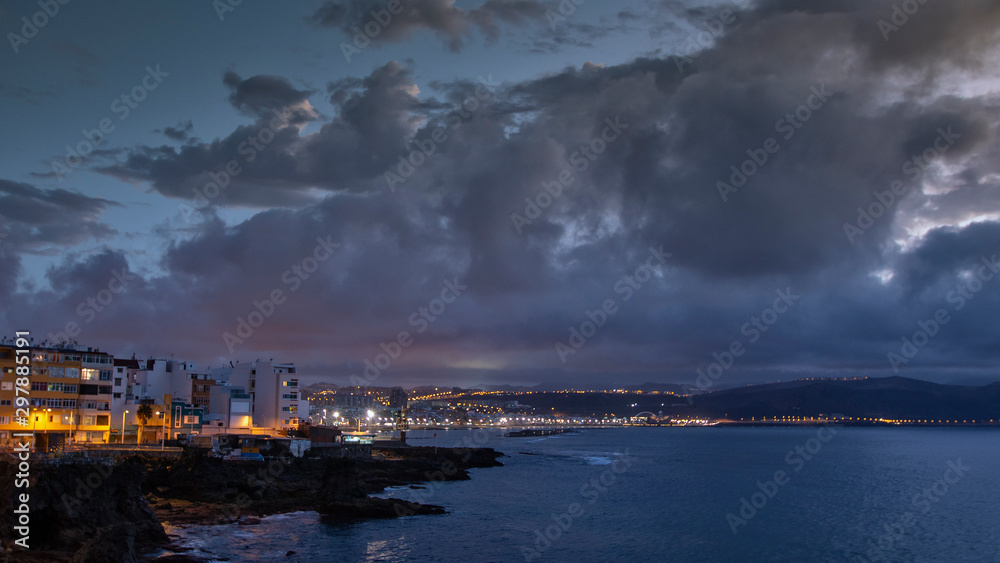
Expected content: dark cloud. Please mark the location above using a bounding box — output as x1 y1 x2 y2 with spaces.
309 0 548 51
0 179 120 255
222 71 319 123
5 0 1000 387
159 120 194 142
101 62 443 209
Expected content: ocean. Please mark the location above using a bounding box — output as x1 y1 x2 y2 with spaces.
163 427 1000 562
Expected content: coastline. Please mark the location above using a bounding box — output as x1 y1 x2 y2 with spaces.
0 446 504 562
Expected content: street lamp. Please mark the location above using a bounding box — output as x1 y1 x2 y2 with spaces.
366 409 375 433
156 411 164 450
122 410 129 444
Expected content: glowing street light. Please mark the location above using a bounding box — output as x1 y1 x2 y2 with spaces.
122 409 129 444
156 411 164 450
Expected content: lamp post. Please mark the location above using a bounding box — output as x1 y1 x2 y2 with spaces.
121 410 129 445
366 409 375 433
333 411 340 428
156 411 164 450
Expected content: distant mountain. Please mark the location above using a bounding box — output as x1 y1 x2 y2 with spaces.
687 377 1000 421
479 384 535 393
457 377 1000 420
628 382 690 394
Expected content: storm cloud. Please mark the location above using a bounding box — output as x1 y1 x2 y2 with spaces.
3 0 1000 387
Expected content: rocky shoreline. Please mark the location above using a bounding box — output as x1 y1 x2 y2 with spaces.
0 446 503 562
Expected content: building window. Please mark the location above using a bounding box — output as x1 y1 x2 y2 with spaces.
183 415 199 424
0 417 10 425
81 369 98 381
0 400 10 406
0 382 12 391
114 378 122 386
83 415 96 425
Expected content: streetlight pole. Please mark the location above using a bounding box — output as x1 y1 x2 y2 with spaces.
156 411 164 450
122 410 128 445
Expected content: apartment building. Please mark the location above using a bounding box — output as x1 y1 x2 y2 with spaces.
0 343 113 450
211 359 307 431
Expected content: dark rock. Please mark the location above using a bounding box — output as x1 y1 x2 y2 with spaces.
71 523 137 563
0 459 168 557
319 497 446 519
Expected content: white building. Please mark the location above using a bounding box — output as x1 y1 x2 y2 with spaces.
210 359 304 431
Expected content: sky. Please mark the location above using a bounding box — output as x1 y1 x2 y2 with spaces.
1 0 999 389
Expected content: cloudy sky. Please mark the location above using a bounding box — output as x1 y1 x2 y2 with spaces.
1 0 999 388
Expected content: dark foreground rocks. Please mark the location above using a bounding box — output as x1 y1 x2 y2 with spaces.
0 446 503 561
0 459 167 562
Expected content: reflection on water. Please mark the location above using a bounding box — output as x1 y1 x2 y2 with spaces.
159 428 1000 563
